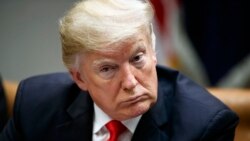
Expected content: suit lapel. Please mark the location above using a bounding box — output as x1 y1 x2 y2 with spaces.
53 91 94 141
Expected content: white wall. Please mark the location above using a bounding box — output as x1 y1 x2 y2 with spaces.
0 0 77 81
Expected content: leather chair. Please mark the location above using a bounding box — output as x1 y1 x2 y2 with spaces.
208 88 250 141
2 81 18 117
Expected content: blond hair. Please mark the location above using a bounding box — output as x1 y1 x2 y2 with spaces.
59 0 154 69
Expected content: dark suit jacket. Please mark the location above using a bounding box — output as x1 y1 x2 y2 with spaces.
0 66 239 141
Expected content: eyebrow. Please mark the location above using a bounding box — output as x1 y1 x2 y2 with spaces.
92 58 115 68
133 44 146 54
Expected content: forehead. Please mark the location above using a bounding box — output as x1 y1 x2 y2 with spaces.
81 32 151 63
85 41 144 62
100 31 149 52
90 31 149 54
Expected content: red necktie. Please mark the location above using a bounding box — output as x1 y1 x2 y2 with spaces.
105 120 127 141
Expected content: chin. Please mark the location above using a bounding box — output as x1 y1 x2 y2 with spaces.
130 101 152 118
118 100 156 120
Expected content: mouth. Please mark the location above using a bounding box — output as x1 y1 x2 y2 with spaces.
122 94 148 105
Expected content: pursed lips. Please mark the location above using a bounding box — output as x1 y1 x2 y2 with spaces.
122 94 148 105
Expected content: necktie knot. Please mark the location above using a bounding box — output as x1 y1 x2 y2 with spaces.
105 120 126 141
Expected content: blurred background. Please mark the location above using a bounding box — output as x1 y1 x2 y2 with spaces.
0 0 75 81
152 0 250 88
0 0 249 88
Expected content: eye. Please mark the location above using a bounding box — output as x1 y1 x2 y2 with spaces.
133 54 142 62
131 52 146 68
100 66 112 72
98 65 117 79
132 52 143 62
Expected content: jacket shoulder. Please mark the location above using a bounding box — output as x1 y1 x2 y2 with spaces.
16 72 79 104
156 65 238 140
13 73 82 138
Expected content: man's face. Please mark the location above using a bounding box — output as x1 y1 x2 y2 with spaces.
72 32 158 120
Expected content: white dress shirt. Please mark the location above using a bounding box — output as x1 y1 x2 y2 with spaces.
92 103 141 141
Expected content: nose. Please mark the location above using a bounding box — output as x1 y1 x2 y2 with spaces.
121 65 138 92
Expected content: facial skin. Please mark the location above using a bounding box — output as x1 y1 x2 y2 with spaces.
71 32 158 121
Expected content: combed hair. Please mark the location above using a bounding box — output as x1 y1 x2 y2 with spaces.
59 0 154 69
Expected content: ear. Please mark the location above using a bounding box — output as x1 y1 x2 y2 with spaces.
151 50 157 65
152 54 157 65
70 69 88 91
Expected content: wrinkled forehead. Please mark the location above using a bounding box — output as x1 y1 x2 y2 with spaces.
81 41 149 67
93 29 152 54
76 29 155 69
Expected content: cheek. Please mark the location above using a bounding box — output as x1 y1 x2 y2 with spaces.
87 86 111 110
82 68 122 102
87 80 121 103
140 60 158 93
143 56 157 78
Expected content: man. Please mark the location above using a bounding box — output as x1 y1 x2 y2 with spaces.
0 0 238 141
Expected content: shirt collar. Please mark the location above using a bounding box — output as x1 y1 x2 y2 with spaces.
93 103 141 134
